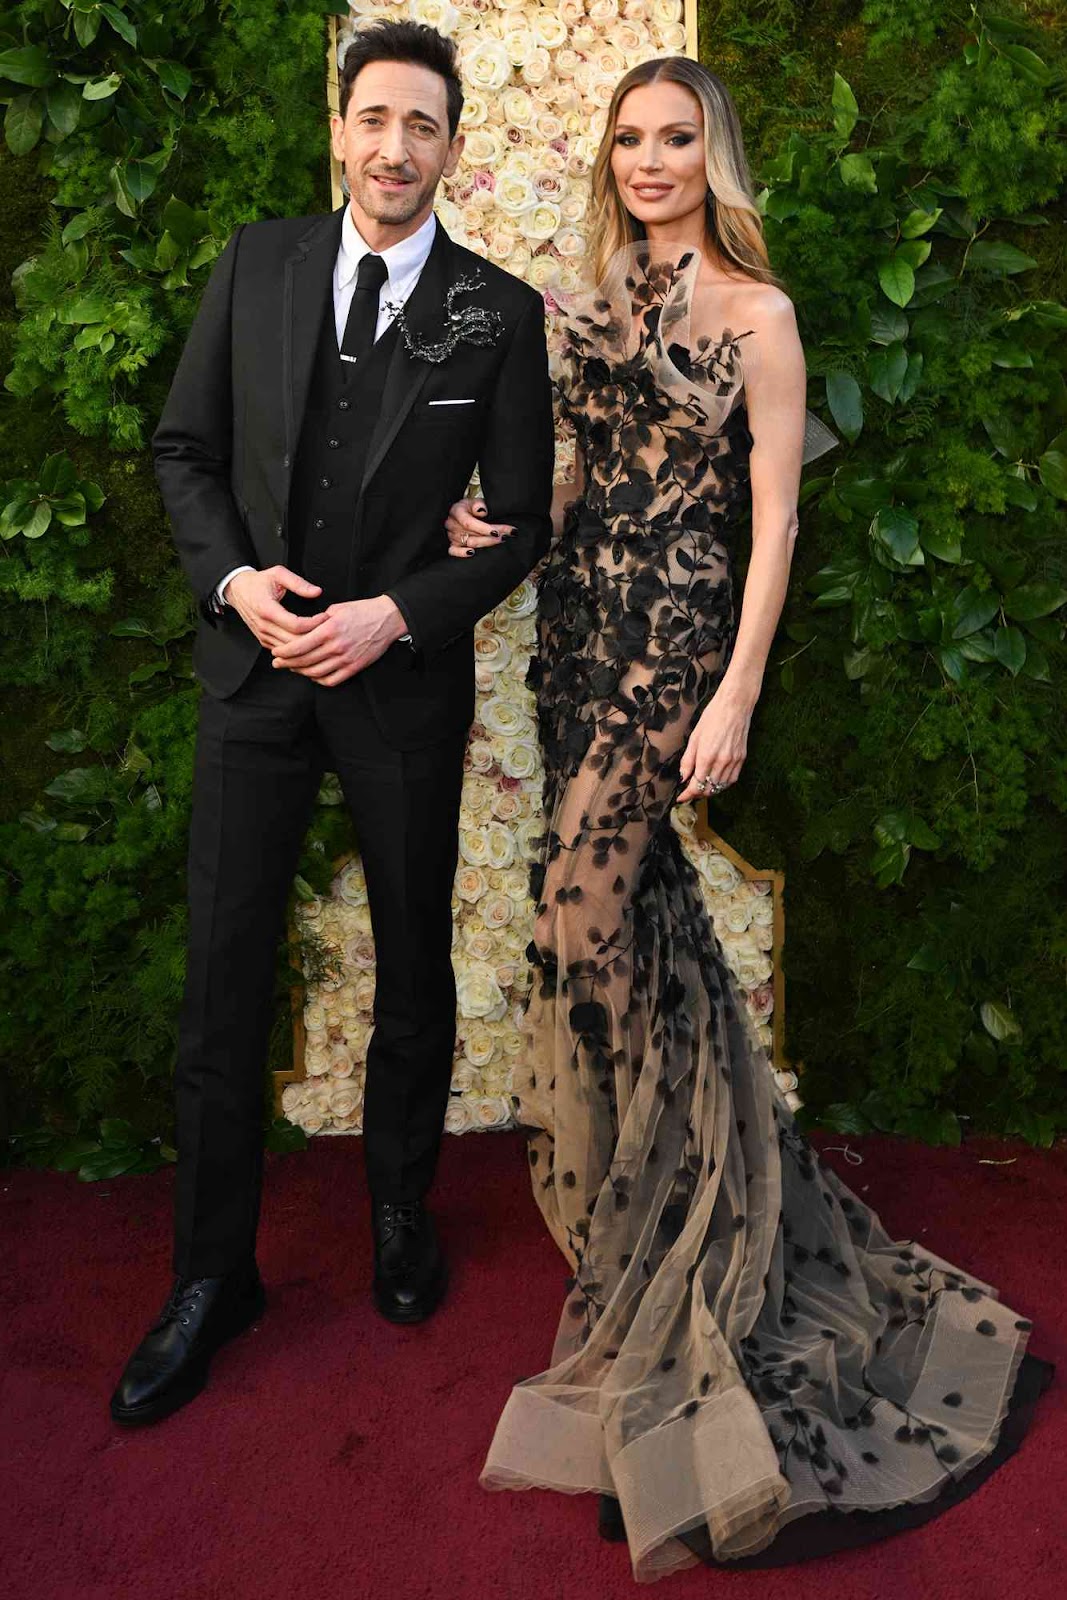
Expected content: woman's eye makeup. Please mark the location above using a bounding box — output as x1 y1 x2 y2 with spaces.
614 132 697 148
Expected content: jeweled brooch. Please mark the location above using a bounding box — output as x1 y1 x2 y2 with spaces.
384 271 503 364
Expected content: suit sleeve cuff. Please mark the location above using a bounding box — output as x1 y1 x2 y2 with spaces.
384 589 418 651
213 565 255 611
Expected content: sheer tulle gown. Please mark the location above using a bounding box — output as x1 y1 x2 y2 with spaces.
479 247 1052 1581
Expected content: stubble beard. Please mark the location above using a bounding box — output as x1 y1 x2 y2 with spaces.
349 168 436 228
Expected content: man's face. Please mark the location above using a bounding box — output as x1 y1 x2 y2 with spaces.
330 60 464 241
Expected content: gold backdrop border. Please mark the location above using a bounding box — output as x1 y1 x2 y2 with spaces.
276 1 794 1115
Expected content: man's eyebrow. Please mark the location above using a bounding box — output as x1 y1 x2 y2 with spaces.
354 103 442 128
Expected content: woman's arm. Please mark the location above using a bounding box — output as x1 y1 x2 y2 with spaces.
677 288 807 802
445 441 586 554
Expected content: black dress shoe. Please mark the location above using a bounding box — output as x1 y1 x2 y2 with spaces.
109 1264 266 1428
371 1199 447 1324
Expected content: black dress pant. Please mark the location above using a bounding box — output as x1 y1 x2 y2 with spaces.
173 651 468 1278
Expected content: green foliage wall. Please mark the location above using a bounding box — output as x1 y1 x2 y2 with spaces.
1 0 1064 1173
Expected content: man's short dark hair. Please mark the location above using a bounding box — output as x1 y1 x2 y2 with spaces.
339 21 465 139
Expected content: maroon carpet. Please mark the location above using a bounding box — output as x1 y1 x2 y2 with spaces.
1 1130 1063 1600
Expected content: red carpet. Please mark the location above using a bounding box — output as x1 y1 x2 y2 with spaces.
1 1130 1063 1600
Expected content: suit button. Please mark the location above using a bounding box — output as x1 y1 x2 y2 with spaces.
320 476 332 489
283 454 291 468
275 522 283 537
327 438 340 449
314 518 326 530
337 399 350 412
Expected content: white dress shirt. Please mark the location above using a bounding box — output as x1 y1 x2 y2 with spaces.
215 208 438 610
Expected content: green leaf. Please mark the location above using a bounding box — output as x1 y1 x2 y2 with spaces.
53 1139 103 1172
128 659 170 687
100 1117 137 1147
61 211 94 244
993 625 1026 675
39 453 77 495
1004 1107 1057 1149
951 585 1000 638
5 94 43 156
991 342 1033 369
73 9 101 48
919 525 962 563
936 644 967 682
53 821 90 842
23 502 52 539
878 254 914 308
1021 637 1050 682
996 43 1051 84
980 1000 1020 1041
46 81 81 138
83 74 122 102
825 372 863 441
266 1118 309 1154
43 766 111 806
981 410 1025 460
46 728 87 753
869 304 908 345
0 46 54 88
898 351 923 403
1037 449 1067 500
910 261 955 305
871 506 919 562
967 240 1037 275
110 617 152 638
895 239 931 270
831 71 859 140
900 207 941 238
18 810 56 834
820 1102 872 1135
123 160 158 203
149 60 193 101
78 1148 142 1182
906 944 942 973
1002 582 1067 621
100 4 138 47
837 152 876 192
868 341 908 404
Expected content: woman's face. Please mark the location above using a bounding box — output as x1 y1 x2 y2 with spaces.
609 80 709 233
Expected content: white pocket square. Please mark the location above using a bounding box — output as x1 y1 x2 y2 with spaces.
426 398 476 406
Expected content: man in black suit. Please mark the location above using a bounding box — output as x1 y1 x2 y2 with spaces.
110 20 554 1426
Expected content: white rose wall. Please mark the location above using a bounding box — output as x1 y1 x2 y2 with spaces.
277 0 803 1138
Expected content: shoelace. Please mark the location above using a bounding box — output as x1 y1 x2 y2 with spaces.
380 1201 421 1235
154 1278 206 1332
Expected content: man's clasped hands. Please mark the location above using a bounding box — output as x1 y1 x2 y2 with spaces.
223 566 409 689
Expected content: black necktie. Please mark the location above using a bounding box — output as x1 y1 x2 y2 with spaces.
340 252 388 371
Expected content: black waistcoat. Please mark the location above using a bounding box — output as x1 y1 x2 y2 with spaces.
286 293 401 610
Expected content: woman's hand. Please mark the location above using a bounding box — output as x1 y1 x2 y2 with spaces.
676 683 756 804
444 498 515 558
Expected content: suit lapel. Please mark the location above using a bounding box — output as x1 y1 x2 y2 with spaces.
283 207 345 461
360 219 455 493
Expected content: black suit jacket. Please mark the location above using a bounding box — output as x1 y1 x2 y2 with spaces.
152 208 554 748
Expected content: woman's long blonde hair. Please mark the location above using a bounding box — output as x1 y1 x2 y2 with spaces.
587 57 779 289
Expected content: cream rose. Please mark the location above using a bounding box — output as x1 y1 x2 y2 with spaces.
462 926 496 963
456 966 508 1020
466 739 496 775
463 127 502 167
479 892 515 931
656 21 687 50
472 1095 512 1129
455 864 489 903
462 1025 497 1068
491 790 524 823
495 174 538 217
459 826 491 866
410 0 460 33
329 1081 362 1119
451 1061 482 1093
460 36 511 92
521 48 552 86
444 1098 474 1134
461 90 489 127
501 86 534 128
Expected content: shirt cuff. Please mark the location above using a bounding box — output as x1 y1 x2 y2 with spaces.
385 589 418 651
214 565 255 611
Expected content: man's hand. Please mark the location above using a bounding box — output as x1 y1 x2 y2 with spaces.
226 566 326 649
270 595 409 686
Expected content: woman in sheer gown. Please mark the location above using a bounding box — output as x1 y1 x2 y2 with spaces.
444 56 1052 1583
